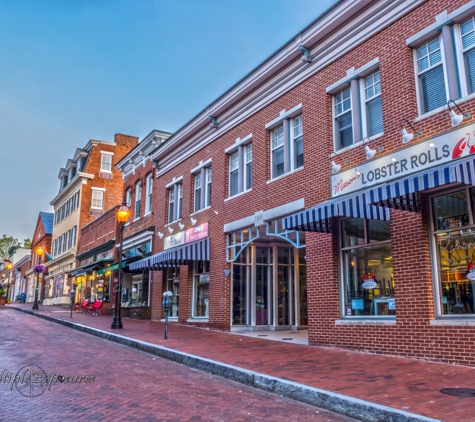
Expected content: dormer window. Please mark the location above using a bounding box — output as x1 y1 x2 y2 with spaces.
70 166 77 179
61 175 68 189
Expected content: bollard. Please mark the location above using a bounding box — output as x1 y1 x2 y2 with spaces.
162 291 172 340
70 289 76 318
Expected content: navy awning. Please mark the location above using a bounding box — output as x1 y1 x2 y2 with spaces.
367 155 475 212
129 238 210 271
283 191 390 232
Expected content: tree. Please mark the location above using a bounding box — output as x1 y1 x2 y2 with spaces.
0 235 21 259
23 238 31 248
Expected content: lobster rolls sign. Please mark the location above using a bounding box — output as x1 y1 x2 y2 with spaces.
331 123 475 198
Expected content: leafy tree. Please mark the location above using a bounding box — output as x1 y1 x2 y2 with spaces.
23 238 31 248
0 235 21 259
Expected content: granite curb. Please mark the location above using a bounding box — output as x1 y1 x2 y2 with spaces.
9 307 443 422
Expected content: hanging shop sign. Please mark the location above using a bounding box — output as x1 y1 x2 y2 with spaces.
164 222 209 250
331 123 475 197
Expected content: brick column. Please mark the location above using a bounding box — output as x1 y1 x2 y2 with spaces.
150 270 164 321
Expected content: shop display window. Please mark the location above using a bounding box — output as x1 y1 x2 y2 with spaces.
341 218 394 317
120 272 149 307
432 187 475 315
192 260 210 318
165 267 180 318
232 249 250 325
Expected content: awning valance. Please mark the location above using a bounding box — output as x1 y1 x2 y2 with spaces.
97 257 142 275
283 191 390 232
68 259 113 277
129 238 210 271
367 155 475 212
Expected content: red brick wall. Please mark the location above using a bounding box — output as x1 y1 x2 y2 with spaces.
78 134 138 249
78 205 119 258
144 0 475 361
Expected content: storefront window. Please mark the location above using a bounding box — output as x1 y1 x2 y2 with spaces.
192 260 210 318
165 268 180 318
277 246 293 325
298 248 307 325
341 218 394 317
232 249 249 325
432 187 475 315
120 272 149 307
255 247 271 326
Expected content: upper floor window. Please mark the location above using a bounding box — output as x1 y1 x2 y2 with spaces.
167 181 182 223
134 181 141 220
329 59 384 151
193 163 212 212
364 71 383 137
91 189 104 210
334 88 353 150
126 188 132 207
101 153 113 172
74 191 80 210
271 126 285 178
461 17 475 94
416 38 447 114
145 173 153 215
226 135 253 197
71 226 77 248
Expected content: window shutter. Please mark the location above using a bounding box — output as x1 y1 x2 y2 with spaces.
420 65 446 113
466 48 475 94
367 96 384 136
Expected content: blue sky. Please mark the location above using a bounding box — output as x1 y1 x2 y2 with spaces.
0 0 336 243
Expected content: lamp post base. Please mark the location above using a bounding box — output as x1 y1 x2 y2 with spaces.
32 303 39 310
111 317 123 329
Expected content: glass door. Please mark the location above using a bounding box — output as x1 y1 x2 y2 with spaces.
277 246 294 326
255 247 270 326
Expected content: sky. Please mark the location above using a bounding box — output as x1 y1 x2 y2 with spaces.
0 0 337 243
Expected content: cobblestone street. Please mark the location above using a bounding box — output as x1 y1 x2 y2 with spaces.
0 310 356 421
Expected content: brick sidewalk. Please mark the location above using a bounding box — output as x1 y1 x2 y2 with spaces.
7 303 475 422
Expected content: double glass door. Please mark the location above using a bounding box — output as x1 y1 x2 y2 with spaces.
232 244 307 328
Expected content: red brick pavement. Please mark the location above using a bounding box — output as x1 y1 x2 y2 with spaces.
8 304 475 422
0 309 355 422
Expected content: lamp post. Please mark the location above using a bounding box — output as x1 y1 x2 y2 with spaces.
33 246 44 310
111 202 130 330
6 263 12 304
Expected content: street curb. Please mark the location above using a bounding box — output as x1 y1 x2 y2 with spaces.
10 307 442 422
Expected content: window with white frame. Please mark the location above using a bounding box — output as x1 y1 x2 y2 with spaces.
364 70 383 137
226 135 253 197
125 188 132 207
74 191 80 210
192 260 210 318
134 181 141 220
461 17 475 95
416 38 447 114
145 173 153 215
206 167 212 208
167 181 182 223
334 88 353 150
194 172 202 212
66 230 71 250
101 153 112 172
91 189 104 209
267 112 303 180
71 226 77 248
229 152 239 197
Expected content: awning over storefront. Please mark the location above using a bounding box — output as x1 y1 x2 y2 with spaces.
283 191 389 232
68 259 113 277
97 257 142 275
129 238 210 271
367 154 475 212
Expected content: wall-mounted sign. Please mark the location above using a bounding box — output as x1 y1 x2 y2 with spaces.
164 231 185 250
388 299 396 310
254 210 264 227
185 222 209 243
331 123 475 197
164 222 209 250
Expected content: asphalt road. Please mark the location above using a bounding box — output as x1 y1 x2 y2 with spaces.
0 309 358 422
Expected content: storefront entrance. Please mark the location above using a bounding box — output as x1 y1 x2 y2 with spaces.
232 244 306 330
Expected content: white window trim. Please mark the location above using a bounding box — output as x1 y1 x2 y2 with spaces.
332 87 353 150
266 165 304 184
91 189 105 210
100 152 113 173
134 181 141 221
265 104 302 130
413 35 450 117
192 161 212 213
227 136 253 198
145 173 153 215
359 71 384 139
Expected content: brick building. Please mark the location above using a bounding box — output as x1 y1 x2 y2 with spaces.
129 0 475 365
45 133 138 305
24 212 53 303
116 130 172 320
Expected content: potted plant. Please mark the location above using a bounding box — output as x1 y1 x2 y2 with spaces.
0 287 7 306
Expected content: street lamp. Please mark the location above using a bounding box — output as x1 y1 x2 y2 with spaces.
111 202 130 329
33 246 44 310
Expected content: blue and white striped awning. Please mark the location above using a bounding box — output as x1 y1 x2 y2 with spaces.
283 191 390 232
367 155 475 212
129 238 210 271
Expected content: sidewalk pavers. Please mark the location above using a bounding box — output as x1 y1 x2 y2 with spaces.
6 303 475 422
